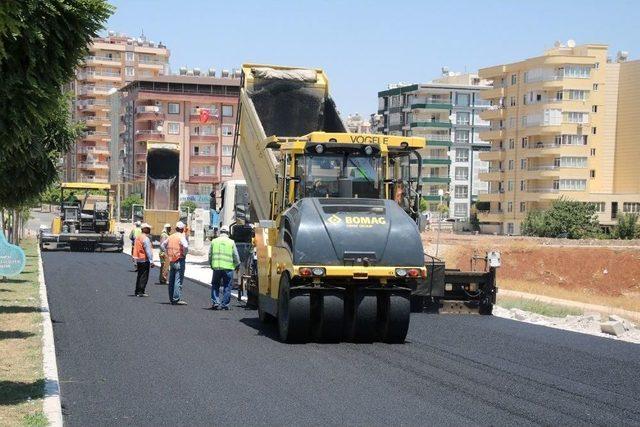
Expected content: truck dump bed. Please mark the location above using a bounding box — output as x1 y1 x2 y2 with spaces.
233 64 346 221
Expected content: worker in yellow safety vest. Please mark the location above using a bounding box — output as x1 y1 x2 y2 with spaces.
161 221 189 305
132 223 154 296
208 225 240 310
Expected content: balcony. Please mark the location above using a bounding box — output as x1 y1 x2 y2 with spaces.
135 105 164 120
525 165 561 179
78 174 109 183
421 156 451 165
77 99 110 111
82 130 110 141
477 210 504 223
135 130 164 142
481 86 505 100
478 168 504 181
411 98 452 110
189 175 219 184
478 128 504 140
479 149 506 161
135 152 147 162
80 146 110 156
78 160 109 170
190 133 218 142
77 70 121 82
421 175 450 184
189 109 220 122
410 121 451 129
479 106 505 121
78 84 116 97
477 189 504 202
78 116 110 127
190 154 217 163
138 58 166 69
83 55 121 66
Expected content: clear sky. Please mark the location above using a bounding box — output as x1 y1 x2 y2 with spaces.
105 0 639 117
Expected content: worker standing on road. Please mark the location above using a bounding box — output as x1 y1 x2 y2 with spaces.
209 225 240 310
158 223 171 285
161 221 189 305
133 223 154 297
129 220 142 270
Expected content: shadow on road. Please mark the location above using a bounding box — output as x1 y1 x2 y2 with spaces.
0 379 44 406
0 306 41 314
0 330 35 340
239 317 280 341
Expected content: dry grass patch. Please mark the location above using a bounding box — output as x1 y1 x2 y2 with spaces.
497 295 583 318
0 238 46 426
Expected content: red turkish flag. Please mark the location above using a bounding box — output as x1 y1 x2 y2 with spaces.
199 108 210 124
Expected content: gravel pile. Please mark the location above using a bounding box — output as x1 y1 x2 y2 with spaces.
494 306 640 344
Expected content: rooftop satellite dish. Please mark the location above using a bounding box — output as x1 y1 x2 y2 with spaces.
567 39 576 48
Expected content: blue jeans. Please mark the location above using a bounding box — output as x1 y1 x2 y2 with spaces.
211 269 233 308
168 258 186 303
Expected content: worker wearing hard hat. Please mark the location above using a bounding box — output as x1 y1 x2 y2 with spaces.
132 223 155 296
129 220 143 269
161 221 189 305
209 225 240 310
158 223 171 285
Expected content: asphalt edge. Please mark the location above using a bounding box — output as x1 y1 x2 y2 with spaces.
37 246 64 426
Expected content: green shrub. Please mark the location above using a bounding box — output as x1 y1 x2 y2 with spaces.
521 198 599 239
613 213 640 239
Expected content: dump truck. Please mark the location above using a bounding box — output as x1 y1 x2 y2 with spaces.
144 142 180 237
232 64 434 343
39 182 124 252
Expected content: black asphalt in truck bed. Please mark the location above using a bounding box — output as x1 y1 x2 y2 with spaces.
42 251 640 426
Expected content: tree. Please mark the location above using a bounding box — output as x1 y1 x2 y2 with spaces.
613 213 640 240
419 198 428 213
521 199 600 239
0 0 113 208
181 200 198 214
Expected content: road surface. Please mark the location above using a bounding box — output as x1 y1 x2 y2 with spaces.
42 251 640 426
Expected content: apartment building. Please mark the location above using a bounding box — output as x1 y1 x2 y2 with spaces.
345 113 372 133
63 31 170 183
376 72 491 219
477 41 640 234
113 72 243 200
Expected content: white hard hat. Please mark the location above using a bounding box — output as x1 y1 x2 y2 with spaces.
135 220 141 226
163 223 171 229
220 225 229 234
141 223 152 229
175 221 185 229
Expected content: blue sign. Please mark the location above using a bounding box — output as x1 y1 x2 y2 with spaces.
0 232 26 277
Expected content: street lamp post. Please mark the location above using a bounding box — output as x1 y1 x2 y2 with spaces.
436 188 444 257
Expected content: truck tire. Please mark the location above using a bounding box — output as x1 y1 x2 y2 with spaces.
479 302 493 315
277 274 310 343
344 289 378 342
380 293 410 343
312 292 344 343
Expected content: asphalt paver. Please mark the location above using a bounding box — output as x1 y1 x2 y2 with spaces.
42 251 640 426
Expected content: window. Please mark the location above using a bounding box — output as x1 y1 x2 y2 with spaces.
455 148 469 162
564 65 591 78
520 159 527 169
167 122 180 135
592 127 597 135
559 179 587 191
456 93 470 106
520 202 526 213
455 167 469 180
221 125 233 136
125 67 135 77
508 160 514 170
510 97 516 106
125 51 134 61
564 112 588 123
556 134 588 145
168 103 180 114
590 170 596 178
455 130 469 143
511 74 517 85
590 148 596 156
508 117 516 128
222 145 233 156
221 165 232 176
520 180 526 191
454 203 468 218
593 83 599 91
222 105 233 117
566 90 588 100
594 62 599 69
521 137 528 148
592 202 605 213
509 139 515 149
507 202 513 212
454 185 468 198
192 125 214 135
457 112 470 125
508 180 514 191
592 105 598 113
559 157 587 168
623 203 640 213
556 91 563 101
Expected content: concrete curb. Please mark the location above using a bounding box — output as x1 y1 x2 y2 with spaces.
37 246 63 426
499 289 640 323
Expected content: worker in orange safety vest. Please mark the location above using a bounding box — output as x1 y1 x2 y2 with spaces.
161 221 189 305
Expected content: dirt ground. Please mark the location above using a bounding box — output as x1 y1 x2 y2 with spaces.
423 230 640 312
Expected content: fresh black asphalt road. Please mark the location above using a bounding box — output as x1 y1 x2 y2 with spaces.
42 251 640 426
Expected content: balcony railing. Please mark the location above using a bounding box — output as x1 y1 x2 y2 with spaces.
84 55 120 63
478 189 504 194
528 165 560 171
136 106 162 114
83 130 109 137
139 58 166 65
487 167 504 173
528 188 559 193
78 70 121 79
423 134 451 142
